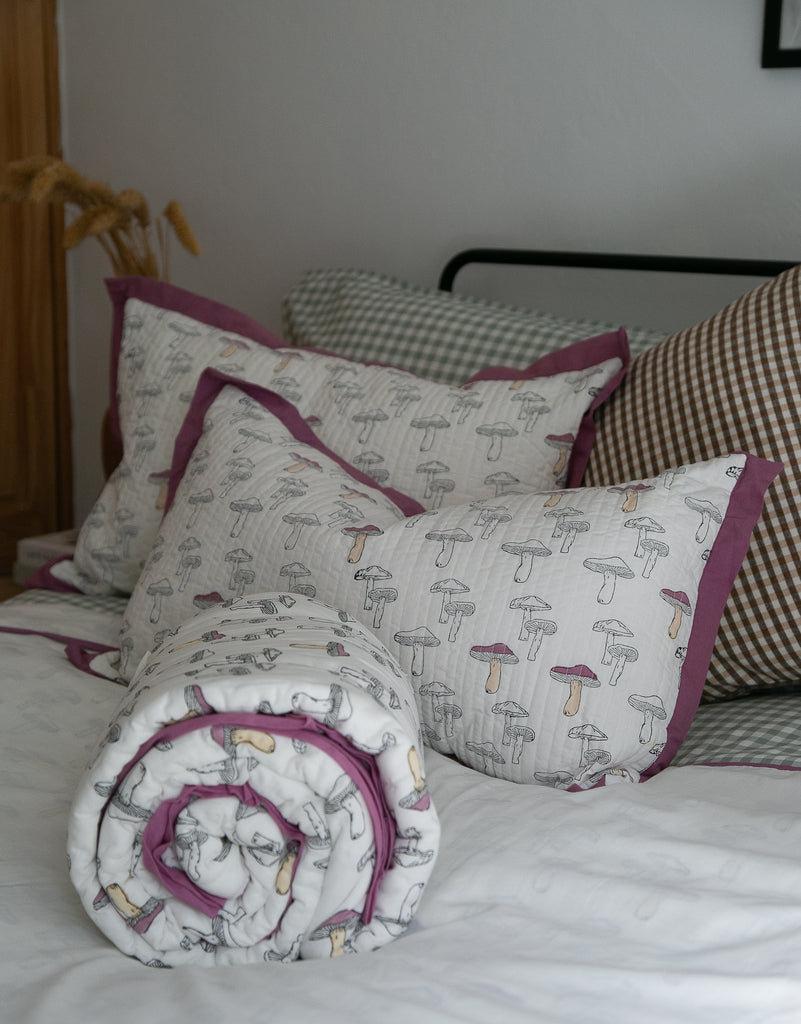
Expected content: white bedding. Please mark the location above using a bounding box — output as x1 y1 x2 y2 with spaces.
3 591 801 1024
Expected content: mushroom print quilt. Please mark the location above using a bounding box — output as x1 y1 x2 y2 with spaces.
65 276 628 595
68 593 439 966
119 371 780 786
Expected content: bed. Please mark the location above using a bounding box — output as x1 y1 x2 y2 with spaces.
4 247 801 1024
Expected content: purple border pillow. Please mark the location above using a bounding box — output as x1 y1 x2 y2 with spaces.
120 369 780 787
64 278 629 596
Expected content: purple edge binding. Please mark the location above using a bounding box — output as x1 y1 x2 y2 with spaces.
112 712 396 924
164 367 426 518
637 452 784 784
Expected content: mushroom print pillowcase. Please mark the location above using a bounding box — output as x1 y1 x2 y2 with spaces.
66 277 628 596
120 371 780 787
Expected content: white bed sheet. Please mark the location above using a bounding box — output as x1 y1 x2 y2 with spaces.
3 591 801 1024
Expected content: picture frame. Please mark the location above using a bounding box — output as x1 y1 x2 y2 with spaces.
762 0 801 67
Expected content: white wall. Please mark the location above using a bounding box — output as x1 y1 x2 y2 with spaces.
59 0 801 520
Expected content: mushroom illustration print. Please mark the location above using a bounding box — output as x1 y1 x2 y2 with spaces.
410 414 450 452
491 701 529 746
309 909 361 957
470 643 518 694
607 644 639 685
544 433 574 480
524 618 557 661
592 619 633 664
418 679 455 725
229 497 263 538
282 512 320 550
501 539 551 584
660 589 692 639
685 496 723 543
476 421 518 462
550 664 600 717
430 579 470 623
444 600 475 642
394 627 440 676
608 483 653 513
628 693 667 744
342 524 384 564
353 565 392 610
583 556 634 604
425 527 473 568
510 595 552 641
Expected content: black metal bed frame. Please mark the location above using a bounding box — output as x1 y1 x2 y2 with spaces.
438 248 797 293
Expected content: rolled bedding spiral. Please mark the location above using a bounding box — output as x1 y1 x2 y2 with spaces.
68 593 439 966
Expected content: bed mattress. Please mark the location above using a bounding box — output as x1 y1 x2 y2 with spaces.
3 590 801 1023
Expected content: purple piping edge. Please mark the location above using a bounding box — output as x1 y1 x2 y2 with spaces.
0 625 118 679
109 711 397 925
22 555 82 594
164 368 426 518
143 782 306 920
641 452 784 783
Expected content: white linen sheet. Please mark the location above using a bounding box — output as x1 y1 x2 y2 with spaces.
3 591 801 1024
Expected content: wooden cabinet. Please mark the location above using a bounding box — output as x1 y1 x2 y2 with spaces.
0 0 71 572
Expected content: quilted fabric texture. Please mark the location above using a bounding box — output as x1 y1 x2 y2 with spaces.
281 267 667 383
120 372 779 786
585 263 801 702
69 277 627 595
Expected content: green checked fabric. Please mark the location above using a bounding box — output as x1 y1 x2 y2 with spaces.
281 268 666 385
673 692 801 769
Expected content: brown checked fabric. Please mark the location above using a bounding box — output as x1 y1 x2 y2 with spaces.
585 264 801 702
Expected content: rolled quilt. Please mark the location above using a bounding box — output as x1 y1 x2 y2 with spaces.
68 593 439 966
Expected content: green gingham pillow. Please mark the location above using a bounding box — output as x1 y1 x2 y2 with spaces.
281 268 666 384
673 692 801 769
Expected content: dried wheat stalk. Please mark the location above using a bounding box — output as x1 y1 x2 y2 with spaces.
0 155 199 279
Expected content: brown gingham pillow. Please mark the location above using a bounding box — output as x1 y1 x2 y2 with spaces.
584 264 801 702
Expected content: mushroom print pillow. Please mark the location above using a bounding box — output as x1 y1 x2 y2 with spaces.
120 371 780 788
66 277 628 596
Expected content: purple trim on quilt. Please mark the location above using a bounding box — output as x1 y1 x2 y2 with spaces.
642 453 784 783
118 712 395 923
105 276 286 448
165 368 426 518
143 782 306 919
465 328 631 489
22 555 82 593
0 625 118 679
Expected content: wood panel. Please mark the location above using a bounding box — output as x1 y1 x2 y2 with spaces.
0 0 71 572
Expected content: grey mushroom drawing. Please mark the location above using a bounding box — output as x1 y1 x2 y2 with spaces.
550 664 600 717
592 618 633 664
660 588 692 639
559 518 590 553
444 600 475 642
470 642 518 693
524 618 557 661
229 496 263 538
430 578 470 623
510 594 552 641
476 421 518 462
439 702 463 738
279 561 311 592
352 408 389 444
177 552 202 593
186 489 214 528
607 644 639 685
567 723 608 770
146 577 173 623
640 537 670 578
394 627 440 676
410 414 450 452
219 457 254 498
484 471 520 497
324 775 366 840
685 496 723 544
354 565 393 609
418 679 455 725
491 701 529 746
416 460 450 499
282 511 320 550
511 391 549 431
624 515 665 558
368 587 398 628
628 693 667 744
544 506 583 539
478 507 512 539
342 524 384 564
425 527 473 568
501 538 551 583
507 724 536 764
583 555 634 604
224 547 253 590
232 426 272 454
464 740 505 776
429 478 455 509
